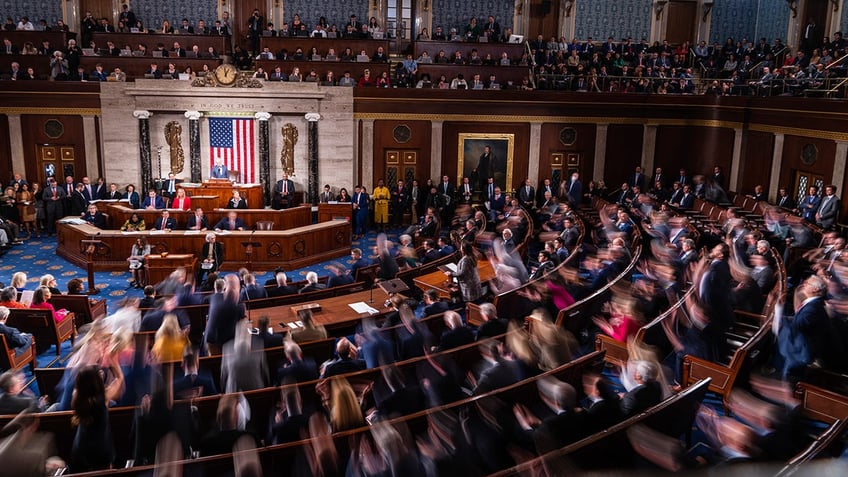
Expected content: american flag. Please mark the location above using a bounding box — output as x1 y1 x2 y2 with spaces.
209 117 255 183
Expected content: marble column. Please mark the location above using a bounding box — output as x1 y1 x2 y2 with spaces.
7 114 25 175
81 116 100 179
305 113 321 205
528 122 542 185
184 111 202 183
593 123 608 182
254 112 271 206
833 140 848 195
362 119 375 187
641 124 658 177
728 128 744 192
768 133 785 202
430 120 443 181
133 110 153 195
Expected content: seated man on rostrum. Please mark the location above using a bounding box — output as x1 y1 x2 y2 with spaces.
153 209 177 231
214 210 246 231
81 203 106 228
272 173 295 210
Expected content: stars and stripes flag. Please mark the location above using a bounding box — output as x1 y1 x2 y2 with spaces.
209 117 255 183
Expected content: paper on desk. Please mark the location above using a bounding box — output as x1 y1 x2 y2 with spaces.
349 302 379 314
443 263 458 273
149 230 165 234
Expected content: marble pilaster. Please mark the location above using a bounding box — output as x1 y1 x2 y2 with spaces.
7 114 24 175
361 119 374 187
430 120 443 181
184 111 202 183
255 112 271 206
641 124 657 178
833 140 848 196
528 122 542 186
133 110 153 195
305 112 321 205
593 123 608 182
728 128 744 192
768 133 785 202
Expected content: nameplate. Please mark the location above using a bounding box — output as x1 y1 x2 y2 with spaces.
291 303 321 315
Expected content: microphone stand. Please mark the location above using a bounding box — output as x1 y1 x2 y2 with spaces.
369 278 375 304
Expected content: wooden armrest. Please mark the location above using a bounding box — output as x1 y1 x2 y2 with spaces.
594 334 629 368
682 355 733 391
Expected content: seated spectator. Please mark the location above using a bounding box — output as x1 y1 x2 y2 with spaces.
291 309 328 344
39 274 61 295
276 340 319 384
327 263 354 288
29 286 67 322
422 289 449 317
67 278 85 295
0 287 27 308
268 272 297 297
199 394 259 457
241 273 267 300
620 360 663 417
0 306 32 359
437 311 475 351
0 368 38 414
298 271 325 294
321 337 365 378
253 315 283 349
475 302 507 340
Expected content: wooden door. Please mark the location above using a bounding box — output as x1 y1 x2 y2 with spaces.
793 170 826 203
800 0 829 53
79 0 114 22
36 144 79 186
666 1 697 45
383 150 424 187
231 2 266 51
528 0 560 39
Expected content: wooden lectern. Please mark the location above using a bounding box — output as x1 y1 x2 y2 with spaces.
241 241 262 271
80 239 103 295
145 253 198 286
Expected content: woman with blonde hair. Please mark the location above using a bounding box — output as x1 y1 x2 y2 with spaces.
328 377 364 432
152 313 188 362
10 271 28 291
39 274 62 295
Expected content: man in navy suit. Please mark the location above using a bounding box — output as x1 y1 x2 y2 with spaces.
214 211 246 231
349 248 372 277
142 190 165 209
564 171 582 207
352 185 369 238
815 185 840 230
629 165 646 190
679 185 696 209
268 272 298 297
272 173 295 209
210 158 229 179
0 306 32 357
186 208 209 231
775 275 831 378
422 289 449 317
700 243 734 357
173 352 218 398
800 185 821 222
488 186 506 222
153 210 177 231
327 263 354 288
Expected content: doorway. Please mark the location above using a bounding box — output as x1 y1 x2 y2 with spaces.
793 170 825 203
79 0 114 21
666 1 697 45
800 0 830 54
528 0 560 39
35 144 80 186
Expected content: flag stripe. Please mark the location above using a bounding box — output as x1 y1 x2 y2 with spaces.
209 117 255 183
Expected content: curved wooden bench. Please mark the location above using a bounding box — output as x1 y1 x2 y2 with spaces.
6 308 75 357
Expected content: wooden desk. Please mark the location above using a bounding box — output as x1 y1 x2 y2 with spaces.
413 40 525 63
91 32 229 54
317 202 353 222
56 218 350 271
417 64 532 86
413 260 496 298
247 288 395 328
180 182 264 209
104 204 311 231
146 253 197 284
254 59 390 82
2 31 75 49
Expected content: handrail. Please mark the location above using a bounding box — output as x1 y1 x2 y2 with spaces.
825 52 848 70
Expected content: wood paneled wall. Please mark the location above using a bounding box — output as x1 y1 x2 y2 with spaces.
0 115 10 183
20 115 88 183
654 125 734 182
538 123 596 186
604 124 643 188
780 135 837 196
440 122 531 192
740 130 775 196
372 120 432 185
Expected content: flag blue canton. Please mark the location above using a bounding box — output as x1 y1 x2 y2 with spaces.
209 118 234 148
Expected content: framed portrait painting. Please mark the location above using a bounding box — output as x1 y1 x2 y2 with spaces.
457 133 514 192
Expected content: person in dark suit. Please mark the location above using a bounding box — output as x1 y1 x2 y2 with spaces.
712 165 725 189
475 303 507 340
488 186 506 222
0 369 38 414
531 251 556 280
123 184 140 209
321 337 366 378
629 165 646 190
517 178 535 209
173 352 218 398
475 146 494 191
268 272 298 297
611 182 634 207
437 312 475 351
437 175 455 221
326 263 354 288
240 273 267 301
81 204 106 228
70 183 87 216
679 185 696 209
559 217 580 247
268 386 309 445
272 173 295 210
186 208 209 231
160 172 181 203
352 185 370 238
473 340 522 395
515 379 589 454
152 210 176 231
775 275 832 378
214 211 246 231
775 187 795 210
799 185 821 222
299 271 326 294
422 289 449 317
816 185 840 230
0 306 32 362
563 172 582 207
91 178 107 200
276 341 319 384
582 374 623 432
620 361 663 417
43 178 66 235
700 243 734 358
204 275 245 355
420 239 441 264
138 285 157 309
210 158 229 179
350 248 372 278
252 316 283 349
142 190 165 209
390 179 409 227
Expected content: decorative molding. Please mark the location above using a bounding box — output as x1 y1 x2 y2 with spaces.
305 112 321 122
702 1 714 23
0 107 102 115
254 112 272 121
133 110 152 119
184 111 202 120
748 124 848 142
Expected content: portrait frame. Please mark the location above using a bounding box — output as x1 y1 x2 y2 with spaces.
457 133 514 191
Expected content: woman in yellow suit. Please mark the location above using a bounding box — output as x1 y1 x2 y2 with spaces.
372 179 391 232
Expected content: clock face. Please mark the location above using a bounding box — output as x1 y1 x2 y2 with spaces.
214 64 238 85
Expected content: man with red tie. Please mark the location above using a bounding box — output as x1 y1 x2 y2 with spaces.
153 210 176 231
273 173 295 210
45 177 67 236
214 210 246 231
